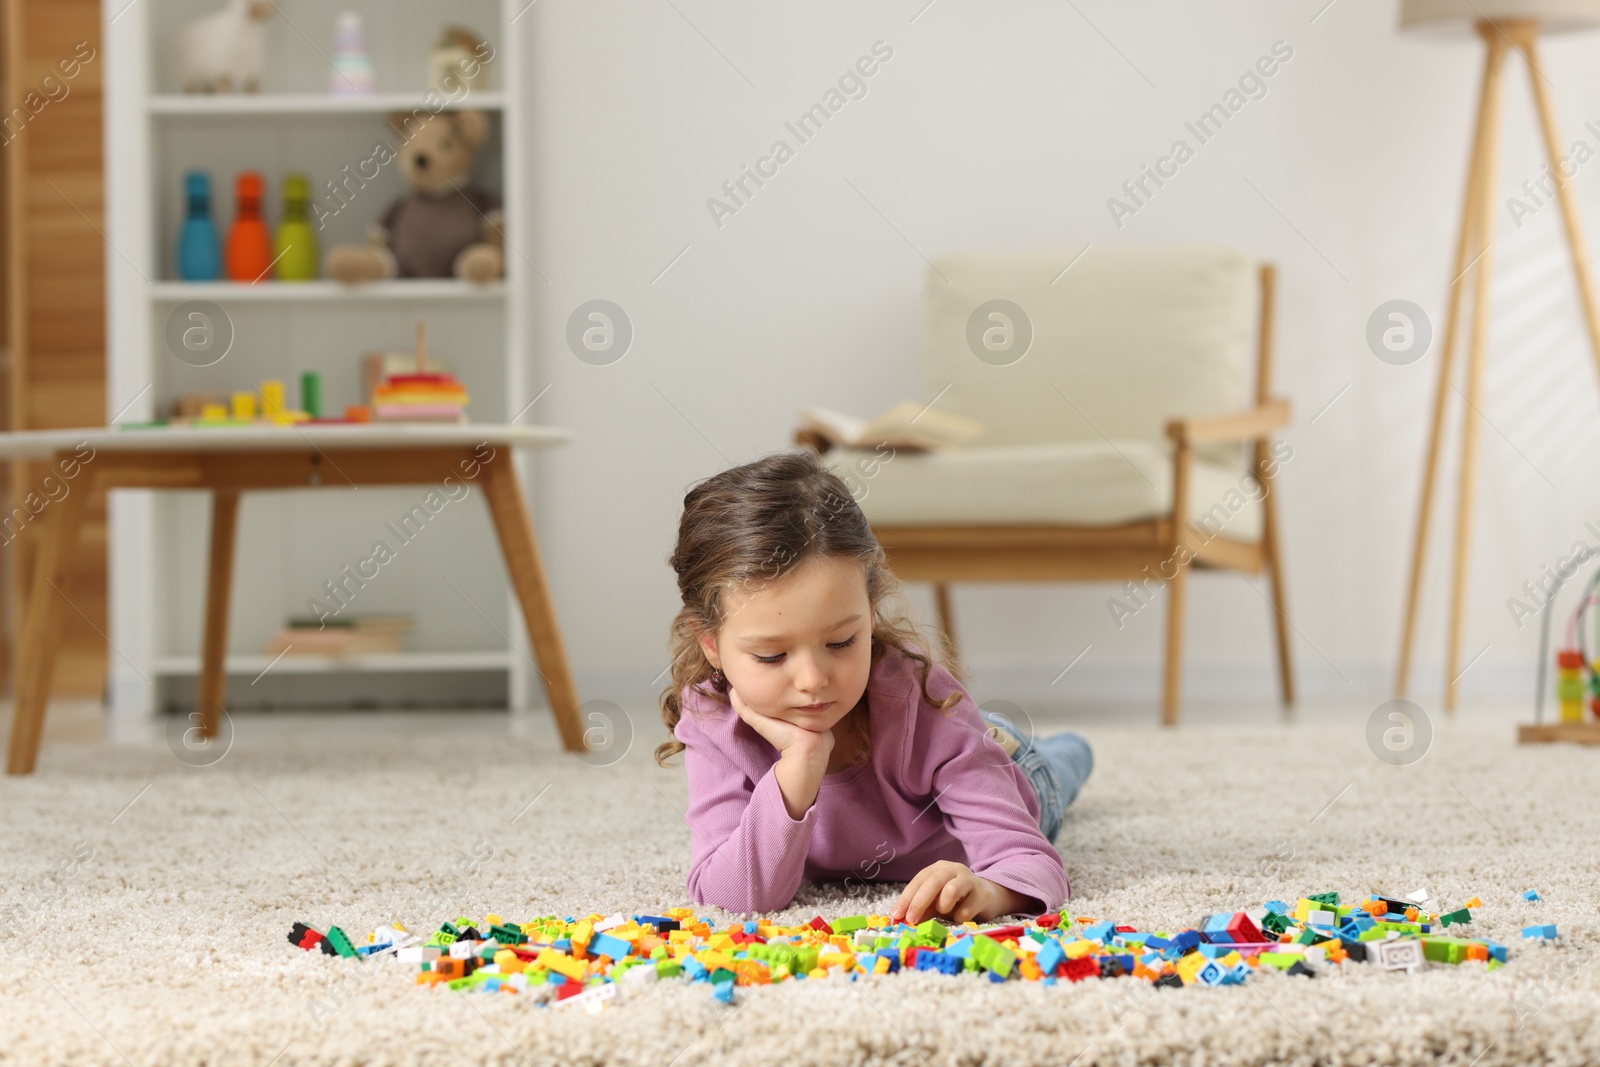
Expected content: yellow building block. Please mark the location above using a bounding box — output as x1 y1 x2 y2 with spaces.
1176 952 1207 985
260 379 288 422
697 950 736 972
536 949 586 981
1064 939 1099 959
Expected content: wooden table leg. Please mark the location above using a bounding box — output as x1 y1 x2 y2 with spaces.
478 451 586 751
5 471 92 775
197 490 240 740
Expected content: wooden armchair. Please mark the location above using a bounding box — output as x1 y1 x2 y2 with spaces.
797 247 1293 724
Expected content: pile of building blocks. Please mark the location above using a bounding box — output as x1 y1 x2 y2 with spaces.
285 888 1527 1009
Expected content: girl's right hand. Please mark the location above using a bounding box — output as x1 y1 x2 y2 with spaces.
728 685 834 764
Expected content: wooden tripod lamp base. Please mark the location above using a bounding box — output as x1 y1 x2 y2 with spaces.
1395 8 1600 711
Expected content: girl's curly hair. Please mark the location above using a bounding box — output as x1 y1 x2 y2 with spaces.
656 448 964 766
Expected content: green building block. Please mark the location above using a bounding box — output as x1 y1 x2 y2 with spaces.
655 959 683 979
915 919 948 946
1421 937 1472 964
324 927 358 958
969 935 1016 977
1262 912 1293 936
490 924 528 945
831 916 869 934
1257 952 1300 970
1307 892 1340 907
1438 908 1472 928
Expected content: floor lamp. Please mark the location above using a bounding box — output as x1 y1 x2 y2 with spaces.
1396 1 1600 710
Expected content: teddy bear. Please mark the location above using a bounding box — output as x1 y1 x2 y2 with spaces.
325 109 504 284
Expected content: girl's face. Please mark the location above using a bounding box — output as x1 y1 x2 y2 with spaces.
699 555 874 735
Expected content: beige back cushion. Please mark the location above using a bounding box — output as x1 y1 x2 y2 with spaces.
926 246 1258 466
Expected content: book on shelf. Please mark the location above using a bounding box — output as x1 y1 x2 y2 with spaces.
265 613 414 656
795 400 984 453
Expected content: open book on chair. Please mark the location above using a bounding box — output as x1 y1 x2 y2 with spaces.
795 400 984 453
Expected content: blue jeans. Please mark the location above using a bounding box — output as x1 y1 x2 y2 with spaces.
979 710 1093 842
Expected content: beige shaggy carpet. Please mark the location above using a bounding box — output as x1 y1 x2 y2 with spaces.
2 708 1597 1067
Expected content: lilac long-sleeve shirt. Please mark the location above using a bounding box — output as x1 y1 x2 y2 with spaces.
672 643 1070 916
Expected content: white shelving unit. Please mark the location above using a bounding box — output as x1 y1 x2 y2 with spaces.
103 0 534 730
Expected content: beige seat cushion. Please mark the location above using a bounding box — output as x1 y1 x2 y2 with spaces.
821 442 1264 542
926 246 1258 470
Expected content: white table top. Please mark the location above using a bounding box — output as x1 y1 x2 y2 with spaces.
0 423 571 459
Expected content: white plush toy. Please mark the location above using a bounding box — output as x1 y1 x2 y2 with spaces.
179 0 274 93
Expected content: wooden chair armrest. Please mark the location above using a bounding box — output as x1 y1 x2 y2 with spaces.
1165 398 1290 445
793 428 833 453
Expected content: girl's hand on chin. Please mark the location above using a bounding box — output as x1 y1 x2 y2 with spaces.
728 685 834 763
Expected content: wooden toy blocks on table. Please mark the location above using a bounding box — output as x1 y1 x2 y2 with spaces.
0 423 584 775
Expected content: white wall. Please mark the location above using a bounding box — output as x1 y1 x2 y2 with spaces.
515 0 1600 715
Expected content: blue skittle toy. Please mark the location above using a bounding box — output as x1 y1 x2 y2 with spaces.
177 170 221 281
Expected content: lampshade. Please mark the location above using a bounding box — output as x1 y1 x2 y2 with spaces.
1400 0 1600 33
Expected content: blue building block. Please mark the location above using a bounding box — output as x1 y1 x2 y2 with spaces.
1144 935 1172 951
1218 962 1251 985
1487 941 1509 963
588 932 632 961
945 937 974 959
1169 931 1202 953
914 951 963 976
1035 939 1065 974
873 949 901 973
1082 921 1116 943
713 983 735 1004
1265 900 1290 915
1524 890 1540 901
1195 960 1226 986
1523 924 1558 939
